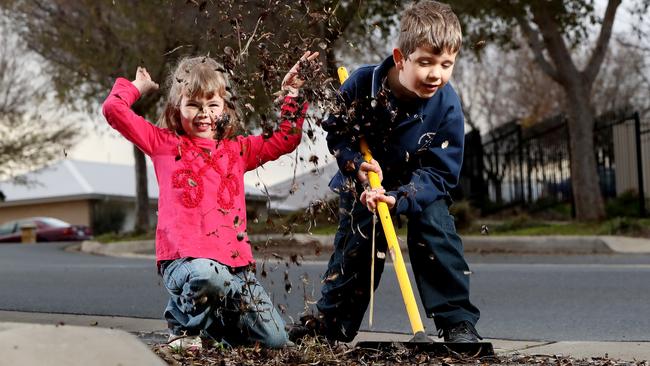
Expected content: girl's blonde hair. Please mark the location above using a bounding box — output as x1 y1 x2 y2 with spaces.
159 56 242 139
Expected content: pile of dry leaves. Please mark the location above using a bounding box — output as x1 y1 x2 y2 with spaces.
151 337 648 366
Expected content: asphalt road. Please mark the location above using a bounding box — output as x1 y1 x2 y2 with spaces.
1 242 649 342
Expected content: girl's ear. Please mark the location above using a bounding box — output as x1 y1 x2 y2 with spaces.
393 48 406 70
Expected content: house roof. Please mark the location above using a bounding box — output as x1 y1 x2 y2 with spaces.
267 162 339 213
0 159 266 206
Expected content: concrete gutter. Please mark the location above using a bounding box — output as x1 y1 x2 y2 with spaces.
354 332 650 361
2 318 649 364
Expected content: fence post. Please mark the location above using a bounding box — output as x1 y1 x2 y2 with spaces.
634 111 646 217
566 120 576 218
517 124 525 203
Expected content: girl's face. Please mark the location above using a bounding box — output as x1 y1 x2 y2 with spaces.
179 92 225 139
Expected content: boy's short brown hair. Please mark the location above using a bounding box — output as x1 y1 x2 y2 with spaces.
398 0 462 57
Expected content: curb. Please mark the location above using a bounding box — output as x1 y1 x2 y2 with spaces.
80 240 157 259
78 234 650 258
463 236 613 254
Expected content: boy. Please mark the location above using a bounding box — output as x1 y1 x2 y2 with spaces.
290 0 481 343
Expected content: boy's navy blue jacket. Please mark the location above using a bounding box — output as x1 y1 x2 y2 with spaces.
324 56 465 216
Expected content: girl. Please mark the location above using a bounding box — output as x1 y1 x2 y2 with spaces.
102 51 318 350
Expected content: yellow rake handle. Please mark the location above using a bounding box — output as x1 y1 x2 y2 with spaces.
337 66 425 335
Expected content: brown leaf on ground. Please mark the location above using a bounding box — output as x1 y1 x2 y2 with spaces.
151 338 650 366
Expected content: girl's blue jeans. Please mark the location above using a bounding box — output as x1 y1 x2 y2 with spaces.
161 257 288 348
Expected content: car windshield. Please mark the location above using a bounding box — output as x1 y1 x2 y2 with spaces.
0 221 16 235
37 217 70 228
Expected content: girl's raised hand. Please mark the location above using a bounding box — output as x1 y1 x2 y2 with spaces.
281 51 320 97
131 66 159 96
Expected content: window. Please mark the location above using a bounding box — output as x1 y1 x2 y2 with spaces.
0 221 17 235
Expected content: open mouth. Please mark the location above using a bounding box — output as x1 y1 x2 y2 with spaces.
193 121 213 132
422 83 439 92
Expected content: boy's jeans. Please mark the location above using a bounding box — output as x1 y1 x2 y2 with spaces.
162 257 288 348
316 192 480 342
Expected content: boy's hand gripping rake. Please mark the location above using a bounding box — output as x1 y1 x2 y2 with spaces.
336 67 494 357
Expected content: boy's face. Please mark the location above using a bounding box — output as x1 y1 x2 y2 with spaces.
393 46 457 99
179 92 224 139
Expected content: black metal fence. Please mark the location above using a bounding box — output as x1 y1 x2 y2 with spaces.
457 110 648 217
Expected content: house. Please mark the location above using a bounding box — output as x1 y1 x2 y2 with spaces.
267 162 339 213
0 159 270 233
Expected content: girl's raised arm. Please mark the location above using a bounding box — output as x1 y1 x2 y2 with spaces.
102 67 165 156
241 52 318 170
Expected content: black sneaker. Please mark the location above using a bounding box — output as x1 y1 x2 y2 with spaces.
287 314 327 343
440 321 483 343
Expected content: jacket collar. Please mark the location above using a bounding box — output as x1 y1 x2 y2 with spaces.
371 56 395 99
372 55 429 122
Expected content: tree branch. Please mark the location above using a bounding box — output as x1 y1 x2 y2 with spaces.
529 4 580 87
583 0 622 85
517 16 560 82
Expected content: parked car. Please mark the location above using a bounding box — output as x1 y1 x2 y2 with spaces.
0 217 93 243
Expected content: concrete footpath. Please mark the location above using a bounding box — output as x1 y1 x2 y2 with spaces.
3 235 650 365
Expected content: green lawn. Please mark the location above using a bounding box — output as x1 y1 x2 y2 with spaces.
461 217 650 237
94 216 650 243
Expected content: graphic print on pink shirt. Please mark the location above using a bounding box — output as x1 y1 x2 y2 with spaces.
172 138 240 209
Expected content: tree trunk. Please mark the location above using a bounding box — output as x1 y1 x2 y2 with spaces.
133 145 150 233
565 86 606 221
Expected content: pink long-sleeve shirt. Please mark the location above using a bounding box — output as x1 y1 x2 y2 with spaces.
102 78 306 267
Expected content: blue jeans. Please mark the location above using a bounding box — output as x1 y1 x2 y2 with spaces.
162 257 288 348
317 193 480 342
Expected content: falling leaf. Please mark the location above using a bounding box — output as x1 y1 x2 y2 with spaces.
480 224 489 235
323 272 339 283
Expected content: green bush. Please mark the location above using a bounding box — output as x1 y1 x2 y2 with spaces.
449 200 477 231
528 197 572 220
600 217 647 236
606 190 643 218
92 201 127 235
493 214 541 233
